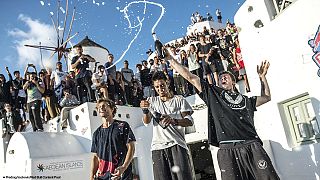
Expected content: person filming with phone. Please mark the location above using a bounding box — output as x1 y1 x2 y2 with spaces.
23 64 45 132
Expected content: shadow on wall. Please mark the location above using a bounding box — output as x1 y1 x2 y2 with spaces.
269 140 320 180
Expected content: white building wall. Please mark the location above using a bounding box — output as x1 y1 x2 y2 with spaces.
234 0 320 179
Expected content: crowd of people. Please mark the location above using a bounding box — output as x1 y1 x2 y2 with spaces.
0 17 249 136
190 9 222 25
0 12 281 180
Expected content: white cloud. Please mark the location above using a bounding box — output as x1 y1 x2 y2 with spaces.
8 14 58 69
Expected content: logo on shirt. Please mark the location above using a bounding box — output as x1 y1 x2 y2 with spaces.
308 25 320 76
257 159 268 169
221 91 246 109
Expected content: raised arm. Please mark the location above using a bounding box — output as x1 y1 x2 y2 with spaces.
140 99 152 124
167 57 202 92
5 67 13 82
256 60 271 107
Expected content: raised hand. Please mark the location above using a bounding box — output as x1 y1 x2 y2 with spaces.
257 60 270 78
140 99 150 109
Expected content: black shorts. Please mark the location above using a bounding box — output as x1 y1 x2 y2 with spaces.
152 145 195 180
217 140 280 180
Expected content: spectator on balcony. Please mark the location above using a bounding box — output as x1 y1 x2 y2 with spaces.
42 68 60 120
203 26 210 36
1 103 23 139
187 44 202 94
23 69 45 132
190 13 196 25
140 60 154 98
173 50 187 95
195 11 201 22
0 70 12 110
51 62 67 101
197 35 213 83
115 71 127 105
91 65 109 100
215 29 235 72
150 56 161 73
11 70 27 121
59 88 80 129
71 45 95 103
216 9 222 23
120 60 134 105
131 80 143 107
105 54 117 101
207 13 213 21
134 64 142 84
64 71 77 97
233 38 251 92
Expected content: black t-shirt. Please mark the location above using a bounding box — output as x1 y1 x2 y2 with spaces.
91 120 136 180
196 43 212 61
104 62 117 80
0 82 11 103
140 68 152 87
71 55 92 79
198 81 261 147
215 35 233 58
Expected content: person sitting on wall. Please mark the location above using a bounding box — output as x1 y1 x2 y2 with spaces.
1 103 23 139
59 88 80 130
91 65 109 100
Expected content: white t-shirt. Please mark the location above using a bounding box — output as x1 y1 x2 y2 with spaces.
50 70 67 87
147 95 194 151
91 72 108 88
188 52 201 71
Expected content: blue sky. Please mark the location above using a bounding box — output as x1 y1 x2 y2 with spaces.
0 0 244 75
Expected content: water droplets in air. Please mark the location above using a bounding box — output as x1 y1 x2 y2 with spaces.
60 7 66 14
50 12 54 16
171 166 180 173
40 1 45 6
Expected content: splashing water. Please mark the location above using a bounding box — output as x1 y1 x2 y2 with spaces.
60 7 66 14
105 0 165 70
40 1 45 6
171 165 180 173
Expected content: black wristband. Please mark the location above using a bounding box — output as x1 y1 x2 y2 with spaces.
142 109 149 114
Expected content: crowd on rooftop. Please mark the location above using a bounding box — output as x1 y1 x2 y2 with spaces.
0 11 250 138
